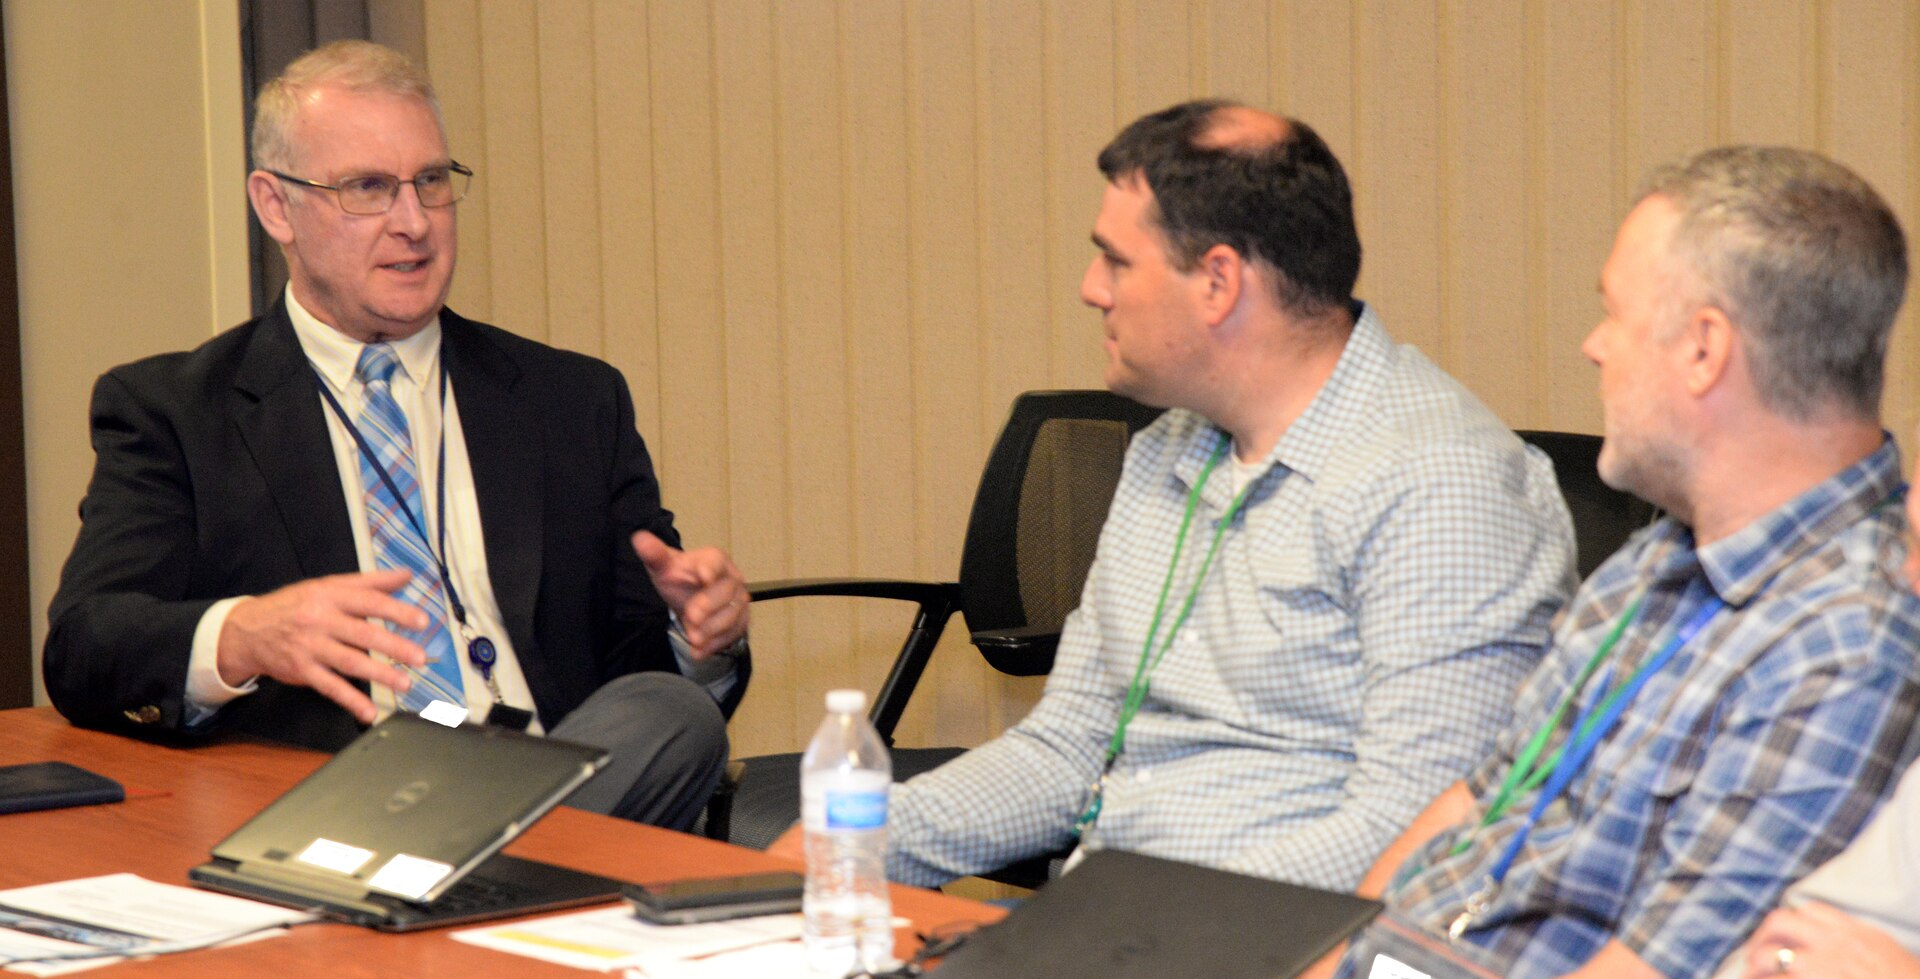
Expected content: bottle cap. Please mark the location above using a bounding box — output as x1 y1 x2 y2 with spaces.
825 689 867 713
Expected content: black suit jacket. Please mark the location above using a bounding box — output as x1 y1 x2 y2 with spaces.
44 302 744 750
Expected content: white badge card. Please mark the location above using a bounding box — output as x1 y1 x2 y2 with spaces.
1369 954 1433 979
368 854 455 900
295 838 374 876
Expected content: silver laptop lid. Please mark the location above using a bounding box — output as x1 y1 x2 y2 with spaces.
209 713 608 904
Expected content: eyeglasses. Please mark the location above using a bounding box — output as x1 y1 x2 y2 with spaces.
267 161 473 215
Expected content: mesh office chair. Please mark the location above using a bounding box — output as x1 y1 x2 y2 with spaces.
704 391 1164 883
1515 430 1660 578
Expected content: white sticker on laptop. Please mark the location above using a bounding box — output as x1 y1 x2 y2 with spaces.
368 853 455 900
296 838 374 875
1368 954 1432 979
418 699 467 728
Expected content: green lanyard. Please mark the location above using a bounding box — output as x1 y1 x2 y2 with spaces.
1447 590 1648 857
1075 437 1259 835
1454 481 1911 855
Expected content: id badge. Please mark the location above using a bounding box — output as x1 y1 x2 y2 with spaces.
1347 910 1502 979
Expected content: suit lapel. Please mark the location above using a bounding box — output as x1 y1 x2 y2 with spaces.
441 311 544 655
231 304 358 578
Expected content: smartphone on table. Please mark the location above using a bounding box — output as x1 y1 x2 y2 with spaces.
622 870 805 925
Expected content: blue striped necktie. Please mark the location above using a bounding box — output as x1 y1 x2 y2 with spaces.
355 343 465 715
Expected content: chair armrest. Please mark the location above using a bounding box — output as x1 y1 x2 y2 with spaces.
749 577 958 605
744 578 963 742
970 624 1061 677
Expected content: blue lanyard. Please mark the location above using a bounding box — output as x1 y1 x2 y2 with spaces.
1485 593 1724 883
1446 589 1725 940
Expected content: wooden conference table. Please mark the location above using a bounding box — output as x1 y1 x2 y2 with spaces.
0 707 1002 977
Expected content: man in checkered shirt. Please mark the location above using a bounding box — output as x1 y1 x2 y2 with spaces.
841 101 1579 892
1331 147 1920 979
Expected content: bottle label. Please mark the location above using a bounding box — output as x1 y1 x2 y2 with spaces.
824 788 887 830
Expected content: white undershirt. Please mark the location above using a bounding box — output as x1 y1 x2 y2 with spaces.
184 288 735 727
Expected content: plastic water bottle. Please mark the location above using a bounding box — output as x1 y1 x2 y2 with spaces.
801 688 894 975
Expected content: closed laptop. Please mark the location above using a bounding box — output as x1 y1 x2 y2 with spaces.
191 712 623 931
934 849 1382 978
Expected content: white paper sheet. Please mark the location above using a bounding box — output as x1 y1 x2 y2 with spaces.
0 874 312 975
454 905 910 974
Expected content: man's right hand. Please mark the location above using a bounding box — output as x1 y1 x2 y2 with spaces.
217 568 430 724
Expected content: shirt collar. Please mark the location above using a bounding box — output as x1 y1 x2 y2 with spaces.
1271 301 1393 482
285 285 443 394
1169 300 1391 499
1640 435 1905 607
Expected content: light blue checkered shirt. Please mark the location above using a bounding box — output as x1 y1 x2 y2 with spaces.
888 305 1577 890
1363 437 1920 979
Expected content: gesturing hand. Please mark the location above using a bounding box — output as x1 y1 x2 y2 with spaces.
217 568 430 724
632 531 750 658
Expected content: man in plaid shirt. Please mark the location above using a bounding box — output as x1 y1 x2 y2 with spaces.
1332 147 1920 979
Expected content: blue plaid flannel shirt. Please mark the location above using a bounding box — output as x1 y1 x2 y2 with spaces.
1360 437 1920 979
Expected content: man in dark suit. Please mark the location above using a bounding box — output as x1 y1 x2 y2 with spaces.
41 40 749 831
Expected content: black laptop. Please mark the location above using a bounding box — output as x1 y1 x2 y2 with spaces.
191 712 625 931
933 849 1383 978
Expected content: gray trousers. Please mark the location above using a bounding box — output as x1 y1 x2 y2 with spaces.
550 671 728 831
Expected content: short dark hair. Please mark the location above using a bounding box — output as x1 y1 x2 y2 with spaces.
1643 146 1907 422
1097 100 1361 318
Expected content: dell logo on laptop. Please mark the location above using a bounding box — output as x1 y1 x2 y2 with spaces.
385 779 433 813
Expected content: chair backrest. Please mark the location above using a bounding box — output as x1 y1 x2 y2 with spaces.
957 391 1165 659
1516 430 1660 579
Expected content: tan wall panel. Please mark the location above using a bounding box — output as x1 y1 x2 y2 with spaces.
1539 1 1616 433
425 0 494 321
1825 1 1920 443
1353 0 1442 355
537 2 606 355
1043 0 1117 391
12 0 249 702
591 0 662 441
777 0 860 753
476 1 549 342
1446 0 1535 417
1203 0 1271 105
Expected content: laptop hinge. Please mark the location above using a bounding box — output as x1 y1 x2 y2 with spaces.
234 858 378 902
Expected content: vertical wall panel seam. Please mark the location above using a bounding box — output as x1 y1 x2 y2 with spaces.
1909 0 1920 402
645 0 668 439
1609 0 1627 212
706 0 733 527
1191 0 1208 95
470 0 494 317
1711 0 1728 143
903 0 928 574
1041 0 1059 384
833 0 856 564
1348 2 1364 201
530 10 552 341
1269 0 1285 111
1435 0 1453 369
195 1 222 336
1620 0 1640 192
587 14 608 358
1524 0 1547 422
1809 0 1827 150
973 0 992 440
768 0 793 573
